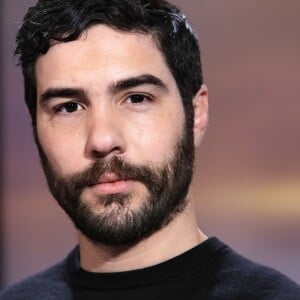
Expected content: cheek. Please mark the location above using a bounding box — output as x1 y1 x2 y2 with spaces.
127 109 185 163
36 121 86 174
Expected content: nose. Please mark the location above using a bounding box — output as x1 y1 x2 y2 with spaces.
84 109 126 159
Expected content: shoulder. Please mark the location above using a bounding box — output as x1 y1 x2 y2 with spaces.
0 254 74 300
212 239 300 299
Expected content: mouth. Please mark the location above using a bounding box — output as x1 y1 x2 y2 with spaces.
88 173 133 194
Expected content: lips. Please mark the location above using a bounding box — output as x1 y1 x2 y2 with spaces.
89 173 133 194
97 173 124 184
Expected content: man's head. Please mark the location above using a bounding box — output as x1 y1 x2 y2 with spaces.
15 0 208 245
15 0 203 127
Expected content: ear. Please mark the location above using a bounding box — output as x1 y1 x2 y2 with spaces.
193 84 209 148
26 107 32 121
25 106 36 127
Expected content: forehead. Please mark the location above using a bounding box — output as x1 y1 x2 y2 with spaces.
35 25 177 92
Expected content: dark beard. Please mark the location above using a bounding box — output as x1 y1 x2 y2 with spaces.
35 124 195 245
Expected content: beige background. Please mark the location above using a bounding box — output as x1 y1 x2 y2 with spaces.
2 0 300 288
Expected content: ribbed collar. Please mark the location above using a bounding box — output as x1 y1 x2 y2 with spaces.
67 237 227 290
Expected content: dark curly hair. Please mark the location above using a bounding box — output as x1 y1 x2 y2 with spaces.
15 0 203 127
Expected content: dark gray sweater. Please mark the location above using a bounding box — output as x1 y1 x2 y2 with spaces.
0 238 299 299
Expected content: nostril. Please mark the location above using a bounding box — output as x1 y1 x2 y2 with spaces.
91 150 106 159
91 146 123 159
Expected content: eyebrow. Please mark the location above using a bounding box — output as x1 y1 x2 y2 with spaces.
109 74 169 94
39 74 168 104
40 87 87 104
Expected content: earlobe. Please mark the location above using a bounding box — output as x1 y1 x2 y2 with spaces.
193 84 209 148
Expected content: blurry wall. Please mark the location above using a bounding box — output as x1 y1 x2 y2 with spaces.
2 0 300 289
0 0 4 286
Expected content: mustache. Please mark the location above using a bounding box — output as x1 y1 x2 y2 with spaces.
64 156 163 192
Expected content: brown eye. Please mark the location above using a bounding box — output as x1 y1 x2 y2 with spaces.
54 102 83 113
127 94 151 104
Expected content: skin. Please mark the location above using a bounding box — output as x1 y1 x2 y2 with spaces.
35 25 209 272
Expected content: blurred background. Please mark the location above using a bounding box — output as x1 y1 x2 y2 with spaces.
1 0 299 289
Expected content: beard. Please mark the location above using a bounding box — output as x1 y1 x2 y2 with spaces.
35 123 195 246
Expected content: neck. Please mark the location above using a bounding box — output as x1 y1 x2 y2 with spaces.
78 200 207 273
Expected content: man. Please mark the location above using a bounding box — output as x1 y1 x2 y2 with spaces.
0 0 299 299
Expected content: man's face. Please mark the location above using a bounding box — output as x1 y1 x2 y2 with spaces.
35 25 195 245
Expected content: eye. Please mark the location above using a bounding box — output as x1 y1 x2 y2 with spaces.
54 102 84 114
126 94 152 105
